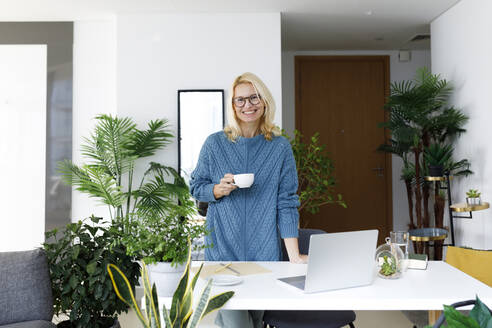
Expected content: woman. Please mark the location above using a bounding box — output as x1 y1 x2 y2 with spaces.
189 72 307 328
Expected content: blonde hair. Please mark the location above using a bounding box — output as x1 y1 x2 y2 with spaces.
224 72 281 142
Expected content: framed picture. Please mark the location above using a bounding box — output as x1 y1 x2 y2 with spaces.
178 89 225 185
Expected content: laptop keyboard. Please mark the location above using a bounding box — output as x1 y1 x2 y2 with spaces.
278 275 306 290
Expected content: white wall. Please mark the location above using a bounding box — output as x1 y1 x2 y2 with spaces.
70 13 282 221
72 20 117 221
432 0 492 250
0 45 46 251
116 13 282 185
281 50 432 232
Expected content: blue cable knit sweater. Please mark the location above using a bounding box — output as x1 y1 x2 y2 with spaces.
189 131 299 261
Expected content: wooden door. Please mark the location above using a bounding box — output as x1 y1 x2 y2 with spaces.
295 56 392 244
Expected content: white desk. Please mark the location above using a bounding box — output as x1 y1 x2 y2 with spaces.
157 261 492 311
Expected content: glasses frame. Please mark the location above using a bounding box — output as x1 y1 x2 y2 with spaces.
233 94 262 108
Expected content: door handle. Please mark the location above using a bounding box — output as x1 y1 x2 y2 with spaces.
372 166 384 177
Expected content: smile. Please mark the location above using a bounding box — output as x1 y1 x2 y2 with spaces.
242 109 259 115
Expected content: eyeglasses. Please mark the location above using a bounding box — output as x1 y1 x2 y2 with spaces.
233 94 261 108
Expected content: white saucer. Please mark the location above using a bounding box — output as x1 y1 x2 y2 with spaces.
209 274 243 286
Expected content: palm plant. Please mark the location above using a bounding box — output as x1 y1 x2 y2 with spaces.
379 68 470 233
58 115 202 265
58 115 193 223
446 158 472 177
424 143 453 177
424 143 453 167
378 129 415 228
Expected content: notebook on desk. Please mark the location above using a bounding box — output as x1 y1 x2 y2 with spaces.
278 229 378 293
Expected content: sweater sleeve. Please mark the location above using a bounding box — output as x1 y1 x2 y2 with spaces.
277 143 300 238
189 138 218 203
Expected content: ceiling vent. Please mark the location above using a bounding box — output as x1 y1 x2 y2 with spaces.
409 34 431 42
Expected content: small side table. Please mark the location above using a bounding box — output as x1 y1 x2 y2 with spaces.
408 228 448 242
408 228 448 258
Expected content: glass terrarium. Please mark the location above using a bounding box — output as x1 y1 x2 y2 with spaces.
375 237 405 279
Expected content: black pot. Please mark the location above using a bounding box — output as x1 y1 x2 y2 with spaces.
428 165 444 177
57 318 120 328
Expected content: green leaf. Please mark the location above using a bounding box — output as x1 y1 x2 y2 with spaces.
69 274 78 290
444 305 481 328
162 304 173 328
58 161 125 209
141 263 161 328
202 291 235 318
86 262 97 275
129 119 173 158
94 283 103 300
186 279 213 328
470 297 492 328
170 241 192 321
150 284 161 328
107 264 148 326
71 245 80 260
84 114 136 177
191 264 203 290
173 299 181 328
178 289 193 326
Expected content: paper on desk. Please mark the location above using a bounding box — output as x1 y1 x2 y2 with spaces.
190 262 271 279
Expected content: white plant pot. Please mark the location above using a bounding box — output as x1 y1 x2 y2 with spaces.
147 262 186 297
466 197 481 206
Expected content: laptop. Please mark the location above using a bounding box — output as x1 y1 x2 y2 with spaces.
278 229 379 293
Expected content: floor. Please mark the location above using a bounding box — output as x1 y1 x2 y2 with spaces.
119 309 420 327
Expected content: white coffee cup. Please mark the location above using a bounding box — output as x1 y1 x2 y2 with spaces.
233 173 254 188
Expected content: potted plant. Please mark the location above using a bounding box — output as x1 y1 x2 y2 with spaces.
375 238 404 279
424 296 491 328
58 114 180 223
120 209 208 296
284 130 346 227
44 216 140 328
107 241 234 328
379 67 470 238
379 255 399 278
424 143 453 177
466 189 482 205
59 115 207 295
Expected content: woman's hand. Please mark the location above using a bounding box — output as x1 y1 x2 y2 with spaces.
289 254 308 264
283 238 309 264
213 173 237 199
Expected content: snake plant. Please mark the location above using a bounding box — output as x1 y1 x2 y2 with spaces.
107 241 234 328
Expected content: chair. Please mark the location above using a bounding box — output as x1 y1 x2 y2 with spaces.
0 249 56 328
195 200 209 217
445 246 492 287
263 229 356 328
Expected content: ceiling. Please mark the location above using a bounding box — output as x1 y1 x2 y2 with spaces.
0 0 461 50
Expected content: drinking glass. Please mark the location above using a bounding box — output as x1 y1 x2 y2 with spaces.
390 231 409 271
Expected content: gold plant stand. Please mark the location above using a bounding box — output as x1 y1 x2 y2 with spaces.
423 173 490 246
409 228 448 242
450 202 490 213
